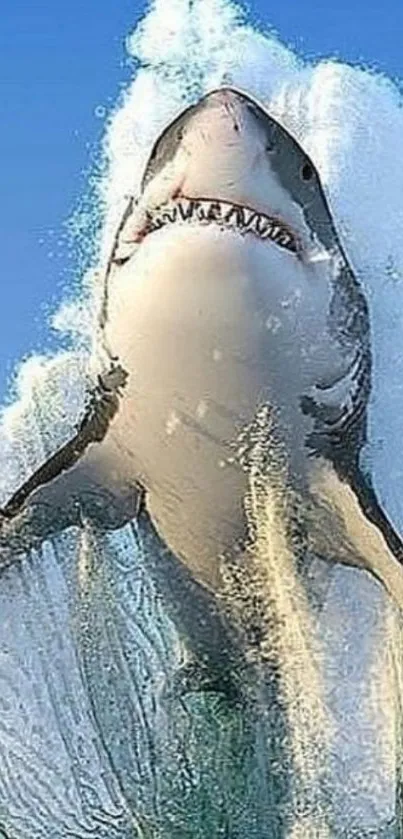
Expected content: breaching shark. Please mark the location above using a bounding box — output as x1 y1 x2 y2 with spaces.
1 88 403 692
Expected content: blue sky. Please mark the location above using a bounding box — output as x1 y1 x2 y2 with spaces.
1 0 403 404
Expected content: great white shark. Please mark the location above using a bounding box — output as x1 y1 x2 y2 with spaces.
1 87 403 693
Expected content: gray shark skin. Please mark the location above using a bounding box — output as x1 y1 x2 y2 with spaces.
1 87 403 690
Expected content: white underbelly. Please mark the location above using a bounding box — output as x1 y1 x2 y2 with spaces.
104 224 311 586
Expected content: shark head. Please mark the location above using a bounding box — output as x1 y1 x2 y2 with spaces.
107 88 371 475
139 87 337 258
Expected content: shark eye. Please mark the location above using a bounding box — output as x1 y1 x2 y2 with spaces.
301 162 314 181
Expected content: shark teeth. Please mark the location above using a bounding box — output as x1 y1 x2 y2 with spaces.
144 197 299 254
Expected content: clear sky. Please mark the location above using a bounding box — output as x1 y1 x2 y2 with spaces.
1 0 403 404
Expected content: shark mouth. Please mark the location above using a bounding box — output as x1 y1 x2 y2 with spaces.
145 197 299 253
114 197 301 264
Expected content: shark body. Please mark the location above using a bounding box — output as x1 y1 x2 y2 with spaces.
1 88 402 690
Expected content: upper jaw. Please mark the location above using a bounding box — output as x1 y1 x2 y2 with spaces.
112 195 301 266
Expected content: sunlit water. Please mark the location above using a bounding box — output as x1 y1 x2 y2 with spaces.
0 1 403 836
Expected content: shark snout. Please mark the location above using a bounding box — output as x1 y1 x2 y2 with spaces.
141 88 263 193
196 88 246 133
189 88 264 153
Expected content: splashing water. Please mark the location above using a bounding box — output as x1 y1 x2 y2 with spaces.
1 0 403 836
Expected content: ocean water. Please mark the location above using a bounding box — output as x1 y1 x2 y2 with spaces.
0 1 403 836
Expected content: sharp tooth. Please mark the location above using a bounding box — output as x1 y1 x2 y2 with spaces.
255 214 272 236
243 208 255 227
238 207 246 227
162 207 177 223
178 199 194 220
259 222 272 237
206 201 223 222
222 205 242 227
276 231 297 252
223 206 237 225
248 214 260 233
151 217 164 230
196 201 207 221
238 208 246 227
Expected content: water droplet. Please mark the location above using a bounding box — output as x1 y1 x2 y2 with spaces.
165 410 181 435
196 400 208 419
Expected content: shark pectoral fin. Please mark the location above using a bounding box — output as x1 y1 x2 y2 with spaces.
0 363 144 564
306 458 403 611
1 362 128 520
0 446 144 566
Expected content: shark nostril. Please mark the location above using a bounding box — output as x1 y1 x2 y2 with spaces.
221 99 241 133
